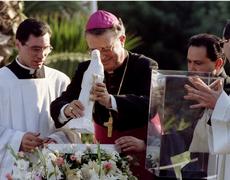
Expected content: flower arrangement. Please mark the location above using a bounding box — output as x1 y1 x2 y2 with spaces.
7 144 137 180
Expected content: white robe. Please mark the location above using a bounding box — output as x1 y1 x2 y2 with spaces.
208 91 230 180
0 66 70 178
188 109 218 178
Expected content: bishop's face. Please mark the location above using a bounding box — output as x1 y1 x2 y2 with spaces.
16 33 52 69
86 31 126 73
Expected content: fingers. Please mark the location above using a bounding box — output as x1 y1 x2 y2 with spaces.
20 132 43 152
71 100 84 118
115 136 146 152
117 142 136 152
94 82 107 92
189 76 206 86
115 137 133 152
189 76 223 93
91 83 108 98
91 83 111 108
64 100 84 118
42 137 57 144
190 103 205 109
209 78 223 91
184 85 211 108
184 85 210 102
184 78 221 109
188 77 211 93
120 145 136 152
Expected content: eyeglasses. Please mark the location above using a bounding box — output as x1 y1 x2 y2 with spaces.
24 44 53 55
88 41 117 54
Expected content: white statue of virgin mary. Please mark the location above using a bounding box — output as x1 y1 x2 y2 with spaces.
66 49 104 133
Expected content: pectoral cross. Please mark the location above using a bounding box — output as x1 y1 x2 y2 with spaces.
104 116 113 137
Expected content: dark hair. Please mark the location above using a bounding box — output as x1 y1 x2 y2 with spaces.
223 20 230 40
188 33 224 62
85 18 125 36
16 18 51 45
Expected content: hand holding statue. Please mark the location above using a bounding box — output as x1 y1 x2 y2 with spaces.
91 82 111 109
184 76 223 109
64 100 85 119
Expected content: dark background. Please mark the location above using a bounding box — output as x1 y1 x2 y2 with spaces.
99 1 230 72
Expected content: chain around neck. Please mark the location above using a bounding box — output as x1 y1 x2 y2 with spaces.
117 52 129 95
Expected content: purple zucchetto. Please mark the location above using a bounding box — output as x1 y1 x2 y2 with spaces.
86 10 119 31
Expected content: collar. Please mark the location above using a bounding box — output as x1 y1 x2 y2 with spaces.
16 57 36 74
106 50 129 74
7 59 45 79
217 67 228 78
106 52 129 75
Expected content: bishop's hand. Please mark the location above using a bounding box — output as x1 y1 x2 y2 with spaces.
91 82 111 108
64 100 85 119
115 136 146 152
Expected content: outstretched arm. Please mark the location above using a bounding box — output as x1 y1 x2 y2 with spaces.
184 76 223 109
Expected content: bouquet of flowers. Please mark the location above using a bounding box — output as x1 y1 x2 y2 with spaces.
7 144 137 180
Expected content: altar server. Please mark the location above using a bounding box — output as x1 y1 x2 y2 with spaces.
0 18 76 178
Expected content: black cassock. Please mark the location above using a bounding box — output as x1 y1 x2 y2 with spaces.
51 52 157 144
50 52 157 179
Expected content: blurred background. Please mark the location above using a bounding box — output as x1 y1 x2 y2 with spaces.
1 1 230 77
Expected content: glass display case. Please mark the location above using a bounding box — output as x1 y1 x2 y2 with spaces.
146 70 220 180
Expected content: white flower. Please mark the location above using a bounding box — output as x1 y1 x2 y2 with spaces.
75 151 83 161
25 172 33 180
105 174 121 180
8 145 137 180
48 152 57 161
12 166 24 179
81 166 91 179
110 151 119 161
89 170 100 180
16 159 29 170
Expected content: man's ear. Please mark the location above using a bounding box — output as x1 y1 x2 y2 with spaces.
215 58 224 70
15 39 21 50
119 35 126 47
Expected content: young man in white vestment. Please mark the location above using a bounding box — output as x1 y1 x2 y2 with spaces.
184 24 230 180
0 18 77 178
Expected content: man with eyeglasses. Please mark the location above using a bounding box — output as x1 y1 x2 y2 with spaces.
0 18 76 177
50 10 158 178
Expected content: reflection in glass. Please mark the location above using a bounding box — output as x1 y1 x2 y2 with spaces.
146 70 219 179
